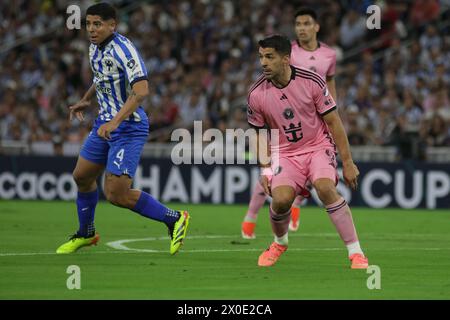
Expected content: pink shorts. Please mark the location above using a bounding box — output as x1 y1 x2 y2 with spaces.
270 148 338 196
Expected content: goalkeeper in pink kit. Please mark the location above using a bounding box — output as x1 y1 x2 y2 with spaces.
242 7 338 238
247 34 368 268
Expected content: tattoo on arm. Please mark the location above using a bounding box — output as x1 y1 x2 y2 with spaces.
130 90 145 103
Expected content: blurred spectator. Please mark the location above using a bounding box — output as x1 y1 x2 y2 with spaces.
410 0 440 27
398 90 423 133
420 25 442 50
343 104 370 146
228 106 248 130
347 120 368 146
423 86 450 120
389 115 413 159
52 135 64 156
0 0 448 157
179 87 207 130
376 1 408 51
339 9 367 49
421 114 450 147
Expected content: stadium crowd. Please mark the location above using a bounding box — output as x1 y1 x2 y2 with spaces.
0 0 449 159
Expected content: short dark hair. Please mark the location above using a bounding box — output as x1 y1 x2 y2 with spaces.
294 7 318 22
258 35 291 56
86 2 117 21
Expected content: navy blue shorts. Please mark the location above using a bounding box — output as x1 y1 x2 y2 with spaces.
80 120 149 178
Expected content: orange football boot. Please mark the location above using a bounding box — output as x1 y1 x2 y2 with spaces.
258 242 288 267
241 221 256 239
289 207 300 231
350 253 369 269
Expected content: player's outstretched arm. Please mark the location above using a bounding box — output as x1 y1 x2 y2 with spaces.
97 80 149 140
69 83 96 121
322 110 359 190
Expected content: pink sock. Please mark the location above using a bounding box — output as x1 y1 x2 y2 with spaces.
269 205 290 237
293 195 303 207
245 181 266 221
326 198 358 245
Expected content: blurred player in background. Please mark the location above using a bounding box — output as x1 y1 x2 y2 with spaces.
56 3 189 255
242 7 337 239
248 34 368 268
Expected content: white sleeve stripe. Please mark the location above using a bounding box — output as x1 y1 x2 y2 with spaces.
111 47 126 69
113 38 142 66
112 42 129 68
112 40 146 81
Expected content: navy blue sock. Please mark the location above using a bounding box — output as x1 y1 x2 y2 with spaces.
132 191 180 227
76 189 98 237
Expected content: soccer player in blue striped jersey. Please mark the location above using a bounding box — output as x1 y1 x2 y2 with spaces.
56 3 189 255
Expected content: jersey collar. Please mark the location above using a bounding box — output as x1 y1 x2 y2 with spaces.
269 65 296 89
296 39 320 51
98 32 116 50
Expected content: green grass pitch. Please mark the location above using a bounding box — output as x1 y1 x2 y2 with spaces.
0 200 449 299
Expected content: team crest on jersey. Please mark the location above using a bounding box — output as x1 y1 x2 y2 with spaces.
283 108 294 120
104 59 114 71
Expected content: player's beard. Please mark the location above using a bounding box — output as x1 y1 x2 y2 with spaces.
263 69 273 79
298 34 312 45
271 64 291 87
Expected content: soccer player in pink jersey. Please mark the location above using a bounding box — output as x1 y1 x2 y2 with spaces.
242 7 337 238
291 7 337 99
247 35 368 268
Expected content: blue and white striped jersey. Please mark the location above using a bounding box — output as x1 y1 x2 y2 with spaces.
89 32 148 123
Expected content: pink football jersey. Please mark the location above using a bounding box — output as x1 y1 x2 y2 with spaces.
290 40 336 79
247 66 336 157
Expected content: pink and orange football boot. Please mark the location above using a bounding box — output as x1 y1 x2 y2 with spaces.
258 242 288 267
241 221 256 239
349 253 369 269
289 207 300 231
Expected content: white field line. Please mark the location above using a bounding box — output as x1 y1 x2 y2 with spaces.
0 234 449 257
